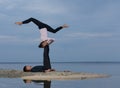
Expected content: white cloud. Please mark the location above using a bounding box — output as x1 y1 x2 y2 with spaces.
66 32 113 39
0 35 15 39
0 35 29 43
0 0 18 9
0 35 41 45
22 1 68 15
0 0 68 13
89 1 120 25
0 13 7 18
0 35 17 42
0 35 18 44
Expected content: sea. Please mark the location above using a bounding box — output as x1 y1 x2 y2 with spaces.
0 62 120 88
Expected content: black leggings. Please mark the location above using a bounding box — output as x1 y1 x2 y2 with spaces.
43 45 51 70
22 17 63 33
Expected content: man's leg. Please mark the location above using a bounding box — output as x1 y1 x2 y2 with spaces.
44 81 51 88
43 45 51 70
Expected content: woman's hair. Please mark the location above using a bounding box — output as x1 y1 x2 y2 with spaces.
38 41 44 48
23 66 27 72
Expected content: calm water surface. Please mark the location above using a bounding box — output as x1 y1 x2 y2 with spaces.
0 62 120 88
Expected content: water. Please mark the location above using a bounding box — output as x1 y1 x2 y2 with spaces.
0 62 120 88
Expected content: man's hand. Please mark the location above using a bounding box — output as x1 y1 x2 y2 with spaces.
15 22 23 25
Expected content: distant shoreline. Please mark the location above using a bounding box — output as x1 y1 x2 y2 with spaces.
0 61 120 64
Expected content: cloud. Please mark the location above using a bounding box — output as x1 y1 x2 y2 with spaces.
1 0 65 16
66 32 113 39
0 35 16 39
0 13 7 19
0 35 18 41
22 1 68 15
0 35 36 44
0 0 69 25
0 0 68 14
0 0 18 10
0 35 17 43
0 35 18 44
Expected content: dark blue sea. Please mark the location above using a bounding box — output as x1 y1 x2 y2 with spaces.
0 62 120 88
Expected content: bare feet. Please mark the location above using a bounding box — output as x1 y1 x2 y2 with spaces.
62 24 69 28
15 22 23 25
47 39 54 45
64 70 71 72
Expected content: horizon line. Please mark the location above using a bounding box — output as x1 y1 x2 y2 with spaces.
0 61 120 64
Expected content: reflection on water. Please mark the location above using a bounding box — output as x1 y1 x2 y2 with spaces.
0 62 120 88
23 79 51 88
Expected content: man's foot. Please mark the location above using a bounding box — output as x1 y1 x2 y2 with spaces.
15 22 23 25
62 24 69 28
64 70 71 72
47 39 54 45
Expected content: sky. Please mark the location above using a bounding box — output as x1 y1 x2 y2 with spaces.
0 0 120 62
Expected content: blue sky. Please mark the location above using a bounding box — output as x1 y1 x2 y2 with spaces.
0 0 120 62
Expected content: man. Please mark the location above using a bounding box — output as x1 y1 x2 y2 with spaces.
15 17 68 47
23 43 54 72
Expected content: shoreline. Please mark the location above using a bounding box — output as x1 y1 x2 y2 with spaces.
0 69 110 80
